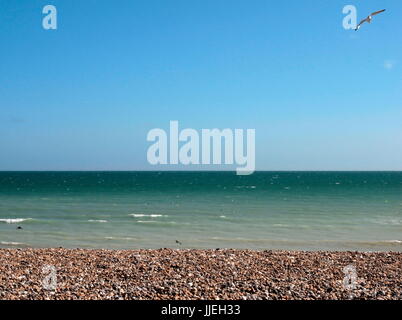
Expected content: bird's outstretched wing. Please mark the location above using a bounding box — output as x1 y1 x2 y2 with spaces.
355 17 369 30
355 9 386 30
371 9 386 16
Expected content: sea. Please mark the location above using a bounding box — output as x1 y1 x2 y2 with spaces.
0 171 401 251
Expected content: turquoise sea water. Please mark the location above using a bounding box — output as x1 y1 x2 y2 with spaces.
0 172 401 251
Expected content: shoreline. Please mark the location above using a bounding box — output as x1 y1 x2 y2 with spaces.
0 248 401 300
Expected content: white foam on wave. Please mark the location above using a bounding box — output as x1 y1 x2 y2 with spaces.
385 240 402 244
129 214 166 218
0 218 32 224
88 219 108 223
136 220 178 225
0 241 26 246
235 186 257 189
371 218 402 226
105 237 136 241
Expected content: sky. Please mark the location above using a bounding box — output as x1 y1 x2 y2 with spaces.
0 0 401 171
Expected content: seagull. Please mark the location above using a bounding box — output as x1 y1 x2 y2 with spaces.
175 240 182 245
355 9 386 31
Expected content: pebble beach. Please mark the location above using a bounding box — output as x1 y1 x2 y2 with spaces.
0 248 401 300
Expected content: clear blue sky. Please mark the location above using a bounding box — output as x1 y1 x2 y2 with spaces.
1 0 401 171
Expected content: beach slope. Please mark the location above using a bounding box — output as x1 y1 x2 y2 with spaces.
0 249 400 300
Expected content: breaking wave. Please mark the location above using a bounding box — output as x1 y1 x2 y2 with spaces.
129 214 166 218
0 218 32 224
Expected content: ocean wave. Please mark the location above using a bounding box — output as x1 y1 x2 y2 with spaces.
136 220 178 225
88 219 108 223
371 218 402 226
235 186 256 189
105 237 137 241
0 218 32 224
0 241 26 246
129 214 166 218
381 240 402 244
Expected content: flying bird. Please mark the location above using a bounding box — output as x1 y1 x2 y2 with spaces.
355 9 386 31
